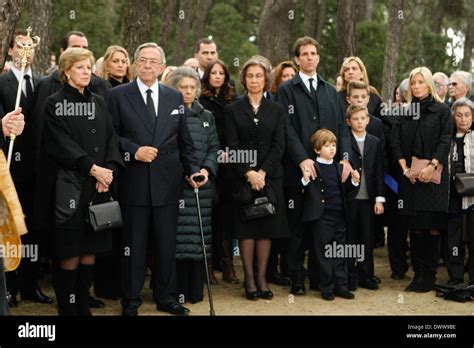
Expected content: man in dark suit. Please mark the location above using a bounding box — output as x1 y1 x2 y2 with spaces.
109 42 202 316
0 30 53 307
276 36 352 295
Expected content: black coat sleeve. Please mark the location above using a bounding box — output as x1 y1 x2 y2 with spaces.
260 104 285 177
433 106 453 166
375 138 385 198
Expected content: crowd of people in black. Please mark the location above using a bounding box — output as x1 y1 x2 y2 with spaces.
0 30 473 316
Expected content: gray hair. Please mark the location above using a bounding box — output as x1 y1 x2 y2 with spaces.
399 78 409 103
134 42 166 64
452 97 474 115
433 72 449 85
165 66 201 97
450 71 473 90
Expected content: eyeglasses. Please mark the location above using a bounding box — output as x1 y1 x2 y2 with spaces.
136 57 162 66
448 82 459 87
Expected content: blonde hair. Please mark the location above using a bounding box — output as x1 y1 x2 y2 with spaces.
339 57 370 91
310 129 337 152
101 45 132 81
59 48 95 84
346 104 369 120
406 67 442 103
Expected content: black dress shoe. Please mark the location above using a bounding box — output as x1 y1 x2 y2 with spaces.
334 289 355 299
348 283 357 291
390 272 405 280
258 289 273 300
7 292 18 307
446 278 463 286
358 279 379 290
321 291 335 301
290 284 306 295
157 302 190 315
122 306 138 316
267 271 291 286
372 276 381 284
89 295 105 308
21 288 54 304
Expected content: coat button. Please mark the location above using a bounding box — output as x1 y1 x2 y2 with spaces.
94 147 99 153
359 156 362 159
91 128 96 134
321 189 324 192
313 117 316 120
321 199 325 203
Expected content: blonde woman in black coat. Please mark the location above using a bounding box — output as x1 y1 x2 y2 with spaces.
392 67 453 293
224 57 289 300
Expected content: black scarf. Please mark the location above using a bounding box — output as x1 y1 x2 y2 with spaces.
412 94 435 114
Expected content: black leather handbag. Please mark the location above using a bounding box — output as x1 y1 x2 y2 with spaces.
239 185 277 222
88 192 123 232
455 173 474 195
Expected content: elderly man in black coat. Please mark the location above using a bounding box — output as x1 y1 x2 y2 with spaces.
109 43 201 316
276 36 352 295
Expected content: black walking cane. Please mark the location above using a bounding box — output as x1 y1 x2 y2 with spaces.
194 187 216 316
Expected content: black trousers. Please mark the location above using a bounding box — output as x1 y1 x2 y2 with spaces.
446 208 474 281
285 187 308 283
176 260 204 304
0 257 8 315
347 199 375 284
7 180 40 296
267 237 289 276
120 204 179 309
94 230 122 299
387 209 409 276
308 209 348 292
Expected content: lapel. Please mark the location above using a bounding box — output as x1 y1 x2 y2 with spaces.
241 95 257 125
153 83 176 142
293 73 312 99
350 133 361 156
124 80 154 135
363 135 374 157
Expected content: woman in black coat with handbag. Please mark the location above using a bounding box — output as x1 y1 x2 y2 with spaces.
165 66 220 303
224 57 289 300
43 48 124 315
391 67 453 293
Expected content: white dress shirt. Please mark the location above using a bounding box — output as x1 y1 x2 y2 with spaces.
137 77 159 114
299 71 318 95
10 65 34 96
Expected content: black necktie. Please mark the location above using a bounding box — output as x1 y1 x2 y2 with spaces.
146 89 156 125
24 74 33 98
308 78 316 100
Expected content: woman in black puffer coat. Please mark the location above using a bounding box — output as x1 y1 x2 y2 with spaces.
166 66 220 303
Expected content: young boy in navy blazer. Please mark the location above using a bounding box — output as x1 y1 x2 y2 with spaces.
301 129 360 301
345 104 385 291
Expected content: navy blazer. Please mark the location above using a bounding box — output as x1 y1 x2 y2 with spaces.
108 80 199 206
301 161 356 222
347 132 385 203
277 74 351 186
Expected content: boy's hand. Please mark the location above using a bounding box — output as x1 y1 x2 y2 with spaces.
350 169 360 183
374 202 384 215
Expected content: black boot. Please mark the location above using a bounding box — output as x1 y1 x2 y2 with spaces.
416 233 440 293
76 264 94 316
53 268 77 316
405 232 424 292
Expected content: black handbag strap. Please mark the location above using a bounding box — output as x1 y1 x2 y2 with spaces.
89 191 114 206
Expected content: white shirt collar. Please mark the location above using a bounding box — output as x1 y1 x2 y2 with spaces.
352 131 367 141
198 68 204 79
299 71 318 93
136 78 159 111
316 157 334 164
10 65 33 93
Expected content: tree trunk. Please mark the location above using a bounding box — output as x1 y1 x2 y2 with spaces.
381 0 404 102
122 0 151 60
159 0 177 52
357 0 374 22
315 0 327 43
192 0 214 45
172 0 194 66
28 0 53 76
461 9 473 72
303 0 317 38
0 0 25 70
336 0 356 69
258 0 294 66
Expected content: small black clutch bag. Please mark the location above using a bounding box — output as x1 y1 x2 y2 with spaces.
455 173 474 195
88 192 123 232
240 196 276 222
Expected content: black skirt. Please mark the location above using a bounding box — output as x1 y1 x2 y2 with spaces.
408 211 448 230
230 177 290 240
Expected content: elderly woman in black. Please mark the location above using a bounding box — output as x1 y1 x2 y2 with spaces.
199 59 239 285
43 48 124 315
165 66 219 303
392 67 452 293
224 57 289 300
446 98 474 285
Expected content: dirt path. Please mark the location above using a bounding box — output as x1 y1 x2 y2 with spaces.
10 244 474 316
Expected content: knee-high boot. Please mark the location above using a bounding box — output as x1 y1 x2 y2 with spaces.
222 239 239 284
405 232 424 292
53 268 77 316
76 264 94 316
416 233 440 293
